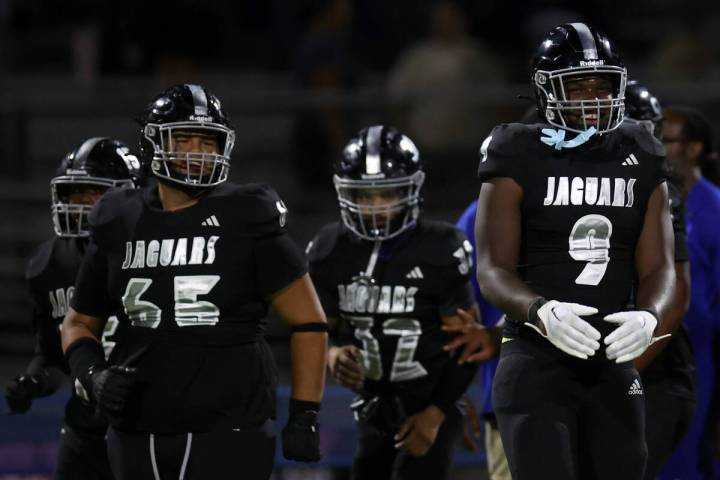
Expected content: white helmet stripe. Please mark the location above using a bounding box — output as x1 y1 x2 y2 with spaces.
570 23 598 60
186 84 208 116
365 125 383 175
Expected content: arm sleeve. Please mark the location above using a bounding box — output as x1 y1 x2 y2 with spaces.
308 264 340 319
70 241 114 318
456 202 507 329
430 356 479 414
437 230 476 316
25 292 66 395
253 231 308 298
669 184 689 263
306 230 340 318
438 281 476 317
30 300 65 367
25 355 66 397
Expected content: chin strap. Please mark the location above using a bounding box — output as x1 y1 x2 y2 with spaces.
541 126 597 150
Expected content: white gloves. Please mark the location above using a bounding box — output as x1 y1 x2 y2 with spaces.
524 300 668 362
524 300 601 359
603 311 665 363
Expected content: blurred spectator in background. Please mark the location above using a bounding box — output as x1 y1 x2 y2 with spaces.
659 105 720 480
621 81 696 480
651 30 712 82
387 1 504 153
292 0 359 188
523 3 585 55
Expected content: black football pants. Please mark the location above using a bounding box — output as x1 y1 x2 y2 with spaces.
54 424 114 480
493 332 647 480
642 380 695 480
351 404 462 480
106 420 275 480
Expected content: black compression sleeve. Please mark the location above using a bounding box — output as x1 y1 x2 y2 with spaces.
25 356 66 397
65 337 107 390
289 398 321 413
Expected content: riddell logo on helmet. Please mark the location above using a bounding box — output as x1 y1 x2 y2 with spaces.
579 59 605 66
189 114 213 122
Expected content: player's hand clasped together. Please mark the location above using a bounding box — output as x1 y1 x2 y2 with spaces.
524 298 662 362
524 299 601 359
603 310 661 363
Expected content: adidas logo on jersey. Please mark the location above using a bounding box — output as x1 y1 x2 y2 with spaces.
628 379 643 395
202 215 220 227
406 267 424 279
621 154 639 166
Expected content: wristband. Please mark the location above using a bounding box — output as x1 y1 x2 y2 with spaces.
289 398 321 414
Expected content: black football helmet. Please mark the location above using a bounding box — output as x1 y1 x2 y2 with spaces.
532 23 627 134
334 126 424 241
624 80 663 140
138 84 235 189
51 138 139 237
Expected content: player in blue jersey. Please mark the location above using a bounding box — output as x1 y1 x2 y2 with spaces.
656 106 720 480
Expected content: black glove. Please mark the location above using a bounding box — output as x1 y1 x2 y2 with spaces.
89 365 136 421
351 395 406 435
282 399 321 462
5 375 42 414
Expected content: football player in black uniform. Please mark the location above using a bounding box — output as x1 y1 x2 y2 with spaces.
623 80 696 480
308 126 479 480
60 84 328 480
475 24 675 480
4 137 139 479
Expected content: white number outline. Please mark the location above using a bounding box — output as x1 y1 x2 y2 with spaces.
101 316 119 360
344 315 427 382
121 276 220 328
568 214 613 286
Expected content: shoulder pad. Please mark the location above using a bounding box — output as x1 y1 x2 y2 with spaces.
208 182 289 236
481 123 542 158
615 122 665 157
89 187 142 230
416 221 473 273
306 222 342 263
89 188 143 249
26 237 57 281
478 123 542 182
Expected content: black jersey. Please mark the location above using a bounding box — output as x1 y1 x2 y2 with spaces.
26 236 118 433
668 181 689 263
642 181 696 398
308 220 475 408
478 122 668 335
70 182 307 433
